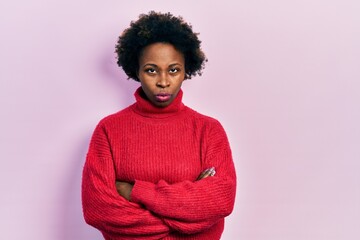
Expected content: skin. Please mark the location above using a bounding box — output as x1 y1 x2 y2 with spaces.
137 42 186 108
115 42 214 201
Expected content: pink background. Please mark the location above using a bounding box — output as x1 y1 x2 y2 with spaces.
1 1 359 239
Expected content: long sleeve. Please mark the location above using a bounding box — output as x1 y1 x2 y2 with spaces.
81 122 170 239
130 120 237 234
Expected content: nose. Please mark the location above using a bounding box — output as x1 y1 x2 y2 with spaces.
156 72 170 88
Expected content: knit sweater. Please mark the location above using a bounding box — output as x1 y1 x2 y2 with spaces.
82 87 236 240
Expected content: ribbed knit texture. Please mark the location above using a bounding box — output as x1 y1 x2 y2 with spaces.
82 87 237 240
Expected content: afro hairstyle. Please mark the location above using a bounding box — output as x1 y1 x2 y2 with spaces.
115 11 207 81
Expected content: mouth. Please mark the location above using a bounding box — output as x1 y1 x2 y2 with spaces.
155 93 172 102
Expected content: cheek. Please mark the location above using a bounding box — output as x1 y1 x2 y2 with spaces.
172 73 184 81
176 76 185 85
139 75 152 87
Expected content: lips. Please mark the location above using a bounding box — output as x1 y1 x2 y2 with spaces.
155 93 171 102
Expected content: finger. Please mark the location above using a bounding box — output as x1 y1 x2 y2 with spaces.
197 172 207 180
200 172 211 180
198 169 213 180
197 167 216 180
196 168 211 180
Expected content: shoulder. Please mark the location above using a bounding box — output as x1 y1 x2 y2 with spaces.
185 107 231 150
185 106 226 132
96 104 135 128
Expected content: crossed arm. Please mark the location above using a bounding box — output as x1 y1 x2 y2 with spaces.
82 122 236 239
115 167 216 201
82 158 232 238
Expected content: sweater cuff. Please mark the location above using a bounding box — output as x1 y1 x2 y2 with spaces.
130 180 156 205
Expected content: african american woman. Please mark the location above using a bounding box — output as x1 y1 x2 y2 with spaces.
81 11 237 240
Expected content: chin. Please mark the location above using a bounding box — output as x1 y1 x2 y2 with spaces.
153 101 170 108
156 103 170 108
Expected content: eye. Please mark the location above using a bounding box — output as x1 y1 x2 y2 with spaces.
145 68 156 74
169 68 180 74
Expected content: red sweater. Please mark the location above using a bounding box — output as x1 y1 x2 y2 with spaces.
82 88 236 240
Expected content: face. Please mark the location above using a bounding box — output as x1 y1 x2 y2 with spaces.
137 42 185 108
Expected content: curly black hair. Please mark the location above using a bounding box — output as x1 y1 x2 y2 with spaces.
115 11 207 81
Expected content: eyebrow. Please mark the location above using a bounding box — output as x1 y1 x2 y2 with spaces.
142 63 183 68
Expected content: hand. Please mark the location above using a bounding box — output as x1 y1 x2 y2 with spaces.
115 181 134 201
196 167 216 181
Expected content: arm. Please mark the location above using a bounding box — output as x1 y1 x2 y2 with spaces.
129 121 237 234
115 167 216 201
81 122 170 239
116 167 215 201
115 167 219 234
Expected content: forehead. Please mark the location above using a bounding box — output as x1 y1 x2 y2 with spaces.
139 42 184 65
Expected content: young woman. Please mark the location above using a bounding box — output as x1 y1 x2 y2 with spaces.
82 11 236 240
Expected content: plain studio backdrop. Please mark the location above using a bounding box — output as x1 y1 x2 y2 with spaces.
1 1 359 239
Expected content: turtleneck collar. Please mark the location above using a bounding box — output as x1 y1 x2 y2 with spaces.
132 87 186 119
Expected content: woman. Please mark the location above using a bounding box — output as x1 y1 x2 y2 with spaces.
82 11 236 240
